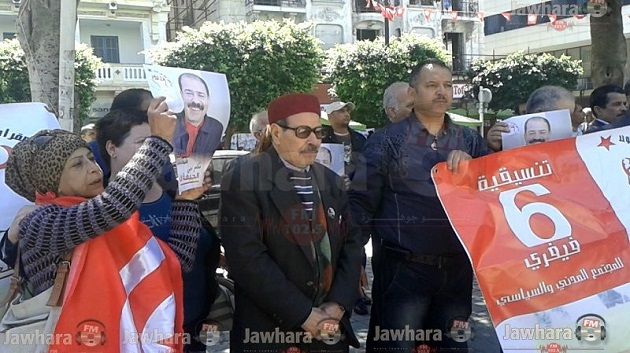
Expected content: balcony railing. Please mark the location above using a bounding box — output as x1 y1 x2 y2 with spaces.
253 0 306 7
451 53 507 75
95 64 147 84
408 0 436 7
443 0 478 17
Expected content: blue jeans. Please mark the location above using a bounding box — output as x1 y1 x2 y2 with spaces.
366 243 473 352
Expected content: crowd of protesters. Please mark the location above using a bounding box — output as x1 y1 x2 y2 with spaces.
1 56 629 353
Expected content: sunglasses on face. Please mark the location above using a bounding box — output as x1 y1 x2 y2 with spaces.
276 123 326 139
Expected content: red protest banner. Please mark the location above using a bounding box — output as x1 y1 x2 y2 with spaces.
433 127 630 352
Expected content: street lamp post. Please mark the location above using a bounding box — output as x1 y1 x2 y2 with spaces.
477 86 492 138
384 0 390 45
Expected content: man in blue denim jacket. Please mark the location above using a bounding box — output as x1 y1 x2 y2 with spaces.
350 60 488 352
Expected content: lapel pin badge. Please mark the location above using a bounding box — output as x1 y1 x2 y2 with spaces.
327 207 336 219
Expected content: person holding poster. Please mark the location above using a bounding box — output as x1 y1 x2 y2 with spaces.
174 73 224 157
2 103 196 353
350 60 488 352
487 86 580 151
432 126 630 352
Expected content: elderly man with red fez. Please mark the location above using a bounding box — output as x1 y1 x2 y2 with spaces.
220 93 363 353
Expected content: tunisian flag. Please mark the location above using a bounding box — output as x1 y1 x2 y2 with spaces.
48 197 185 353
433 127 630 352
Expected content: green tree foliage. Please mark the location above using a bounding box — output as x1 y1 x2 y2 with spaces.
324 35 449 128
468 51 583 112
0 39 100 126
74 44 102 126
151 20 324 133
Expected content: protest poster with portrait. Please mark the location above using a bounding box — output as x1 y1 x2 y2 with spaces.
0 103 60 257
501 109 573 150
433 126 630 352
144 65 231 193
315 143 345 176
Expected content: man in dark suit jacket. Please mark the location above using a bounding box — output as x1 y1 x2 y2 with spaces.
220 93 363 353
173 73 224 157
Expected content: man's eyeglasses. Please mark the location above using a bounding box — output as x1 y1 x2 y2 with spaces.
276 123 326 139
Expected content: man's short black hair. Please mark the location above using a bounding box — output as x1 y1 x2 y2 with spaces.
624 80 630 97
178 72 209 96
409 59 451 88
111 88 153 111
590 84 624 114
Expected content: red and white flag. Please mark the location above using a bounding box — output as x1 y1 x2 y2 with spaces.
50 208 185 353
433 127 630 352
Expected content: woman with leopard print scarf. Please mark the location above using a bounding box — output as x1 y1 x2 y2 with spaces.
3 98 198 353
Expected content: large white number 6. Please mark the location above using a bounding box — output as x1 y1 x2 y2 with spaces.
498 184 572 248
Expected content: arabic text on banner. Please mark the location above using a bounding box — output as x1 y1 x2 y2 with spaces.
432 126 630 353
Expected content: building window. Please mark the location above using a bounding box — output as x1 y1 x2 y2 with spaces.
409 0 434 5
3 32 16 40
90 36 120 63
357 29 379 41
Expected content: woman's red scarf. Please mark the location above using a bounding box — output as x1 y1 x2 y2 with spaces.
41 196 184 353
